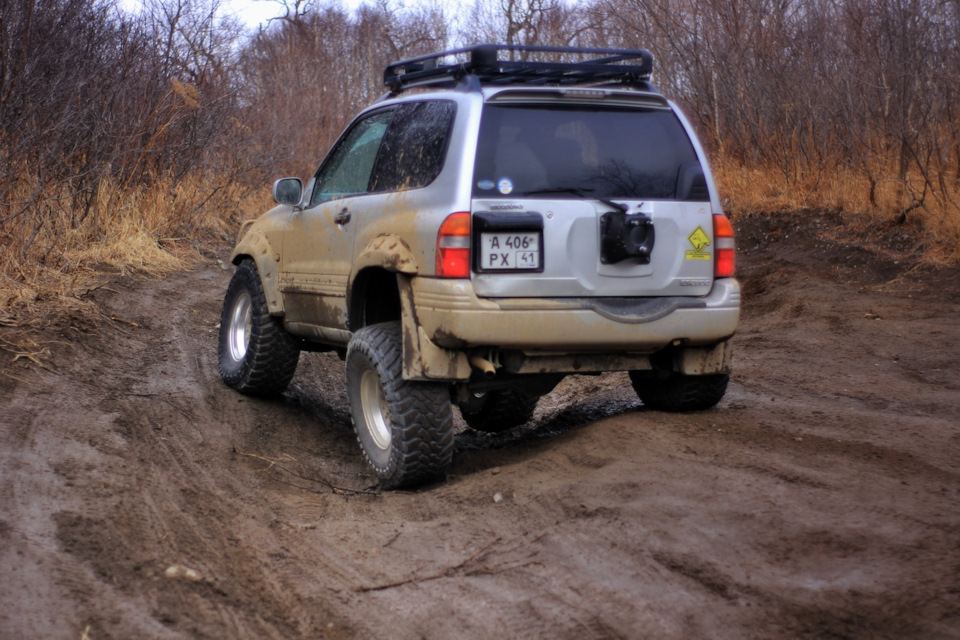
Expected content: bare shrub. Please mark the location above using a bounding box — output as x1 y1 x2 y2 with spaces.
3 0 958 332
0 0 259 326
238 0 449 179
598 0 960 256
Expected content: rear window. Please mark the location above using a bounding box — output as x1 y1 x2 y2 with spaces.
473 104 704 200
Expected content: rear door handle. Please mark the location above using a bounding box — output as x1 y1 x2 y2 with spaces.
334 208 351 225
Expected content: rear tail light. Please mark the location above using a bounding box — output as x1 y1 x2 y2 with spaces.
436 212 471 278
713 213 736 278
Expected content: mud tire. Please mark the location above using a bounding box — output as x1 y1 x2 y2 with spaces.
460 388 540 433
629 371 729 412
346 322 454 490
218 260 300 395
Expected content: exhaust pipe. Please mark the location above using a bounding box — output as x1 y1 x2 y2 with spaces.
469 354 496 378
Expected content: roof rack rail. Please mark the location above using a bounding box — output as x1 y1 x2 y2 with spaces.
383 44 654 94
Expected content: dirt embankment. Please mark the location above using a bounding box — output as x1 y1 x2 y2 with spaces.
1 211 958 639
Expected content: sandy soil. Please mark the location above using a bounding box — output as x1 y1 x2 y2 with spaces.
1 212 958 639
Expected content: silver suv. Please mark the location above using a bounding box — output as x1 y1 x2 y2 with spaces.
218 45 740 489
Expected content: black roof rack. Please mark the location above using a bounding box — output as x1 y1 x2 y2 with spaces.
383 44 654 94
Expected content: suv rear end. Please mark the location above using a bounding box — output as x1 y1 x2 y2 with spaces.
420 84 739 361
220 44 740 489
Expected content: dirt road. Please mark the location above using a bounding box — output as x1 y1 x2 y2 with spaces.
2 212 958 639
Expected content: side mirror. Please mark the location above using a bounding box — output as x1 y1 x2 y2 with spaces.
272 178 303 206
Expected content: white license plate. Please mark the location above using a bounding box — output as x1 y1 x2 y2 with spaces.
479 232 540 270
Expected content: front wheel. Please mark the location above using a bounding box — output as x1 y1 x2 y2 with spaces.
346 322 454 489
218 260 300 395
629 371 729 412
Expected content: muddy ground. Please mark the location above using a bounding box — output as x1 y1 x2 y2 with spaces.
1 211 958 639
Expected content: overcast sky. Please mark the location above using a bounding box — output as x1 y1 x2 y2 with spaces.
224 0 454 28
118 0 406 29
224 0 356 27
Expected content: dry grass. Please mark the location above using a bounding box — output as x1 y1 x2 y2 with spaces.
2 155 959 345
714 158 960 264
0 174 270 334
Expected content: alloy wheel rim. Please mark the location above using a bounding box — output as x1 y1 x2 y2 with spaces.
360 368 391 450
228 292 253 362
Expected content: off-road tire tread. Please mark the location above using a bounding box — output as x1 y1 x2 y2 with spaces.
347 322 454 490
629 371 728 412
460 388 539 433
219 260 299 395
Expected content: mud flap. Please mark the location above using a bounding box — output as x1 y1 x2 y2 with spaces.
397 276 471 381
677 341 732 375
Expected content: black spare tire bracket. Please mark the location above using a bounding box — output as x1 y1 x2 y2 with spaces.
599 210 655 264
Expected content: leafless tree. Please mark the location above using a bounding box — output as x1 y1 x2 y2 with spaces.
3 0 958 275
237 0 448 178
0 0 246 265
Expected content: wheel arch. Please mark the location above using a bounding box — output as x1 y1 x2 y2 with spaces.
349 267 470 382
230 230 284 316
349 234 419 331
349 266 403 331
353 234 419 277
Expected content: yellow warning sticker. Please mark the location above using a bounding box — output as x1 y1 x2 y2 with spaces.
686 226 711 260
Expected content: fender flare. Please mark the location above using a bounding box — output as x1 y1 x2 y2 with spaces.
351 236 469 380
348 233 419 328
231 227 285 315
397 274 471 381
353 234 419 275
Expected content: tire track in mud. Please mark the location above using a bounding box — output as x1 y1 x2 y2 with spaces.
95 270 365 639
1 267 362 638
2 221 960 639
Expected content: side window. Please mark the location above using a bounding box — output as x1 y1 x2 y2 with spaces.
310 109 394 206
369 101 455 193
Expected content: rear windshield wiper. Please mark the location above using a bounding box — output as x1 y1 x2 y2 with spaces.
523 187 628 214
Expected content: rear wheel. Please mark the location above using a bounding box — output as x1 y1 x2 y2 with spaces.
346 322 454 489
218 260 299 395
459 388 540 433
629 371 728 412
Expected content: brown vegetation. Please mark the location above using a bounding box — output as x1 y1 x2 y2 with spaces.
2 0 958 329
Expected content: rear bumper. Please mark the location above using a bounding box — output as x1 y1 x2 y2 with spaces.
412 277 740 353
